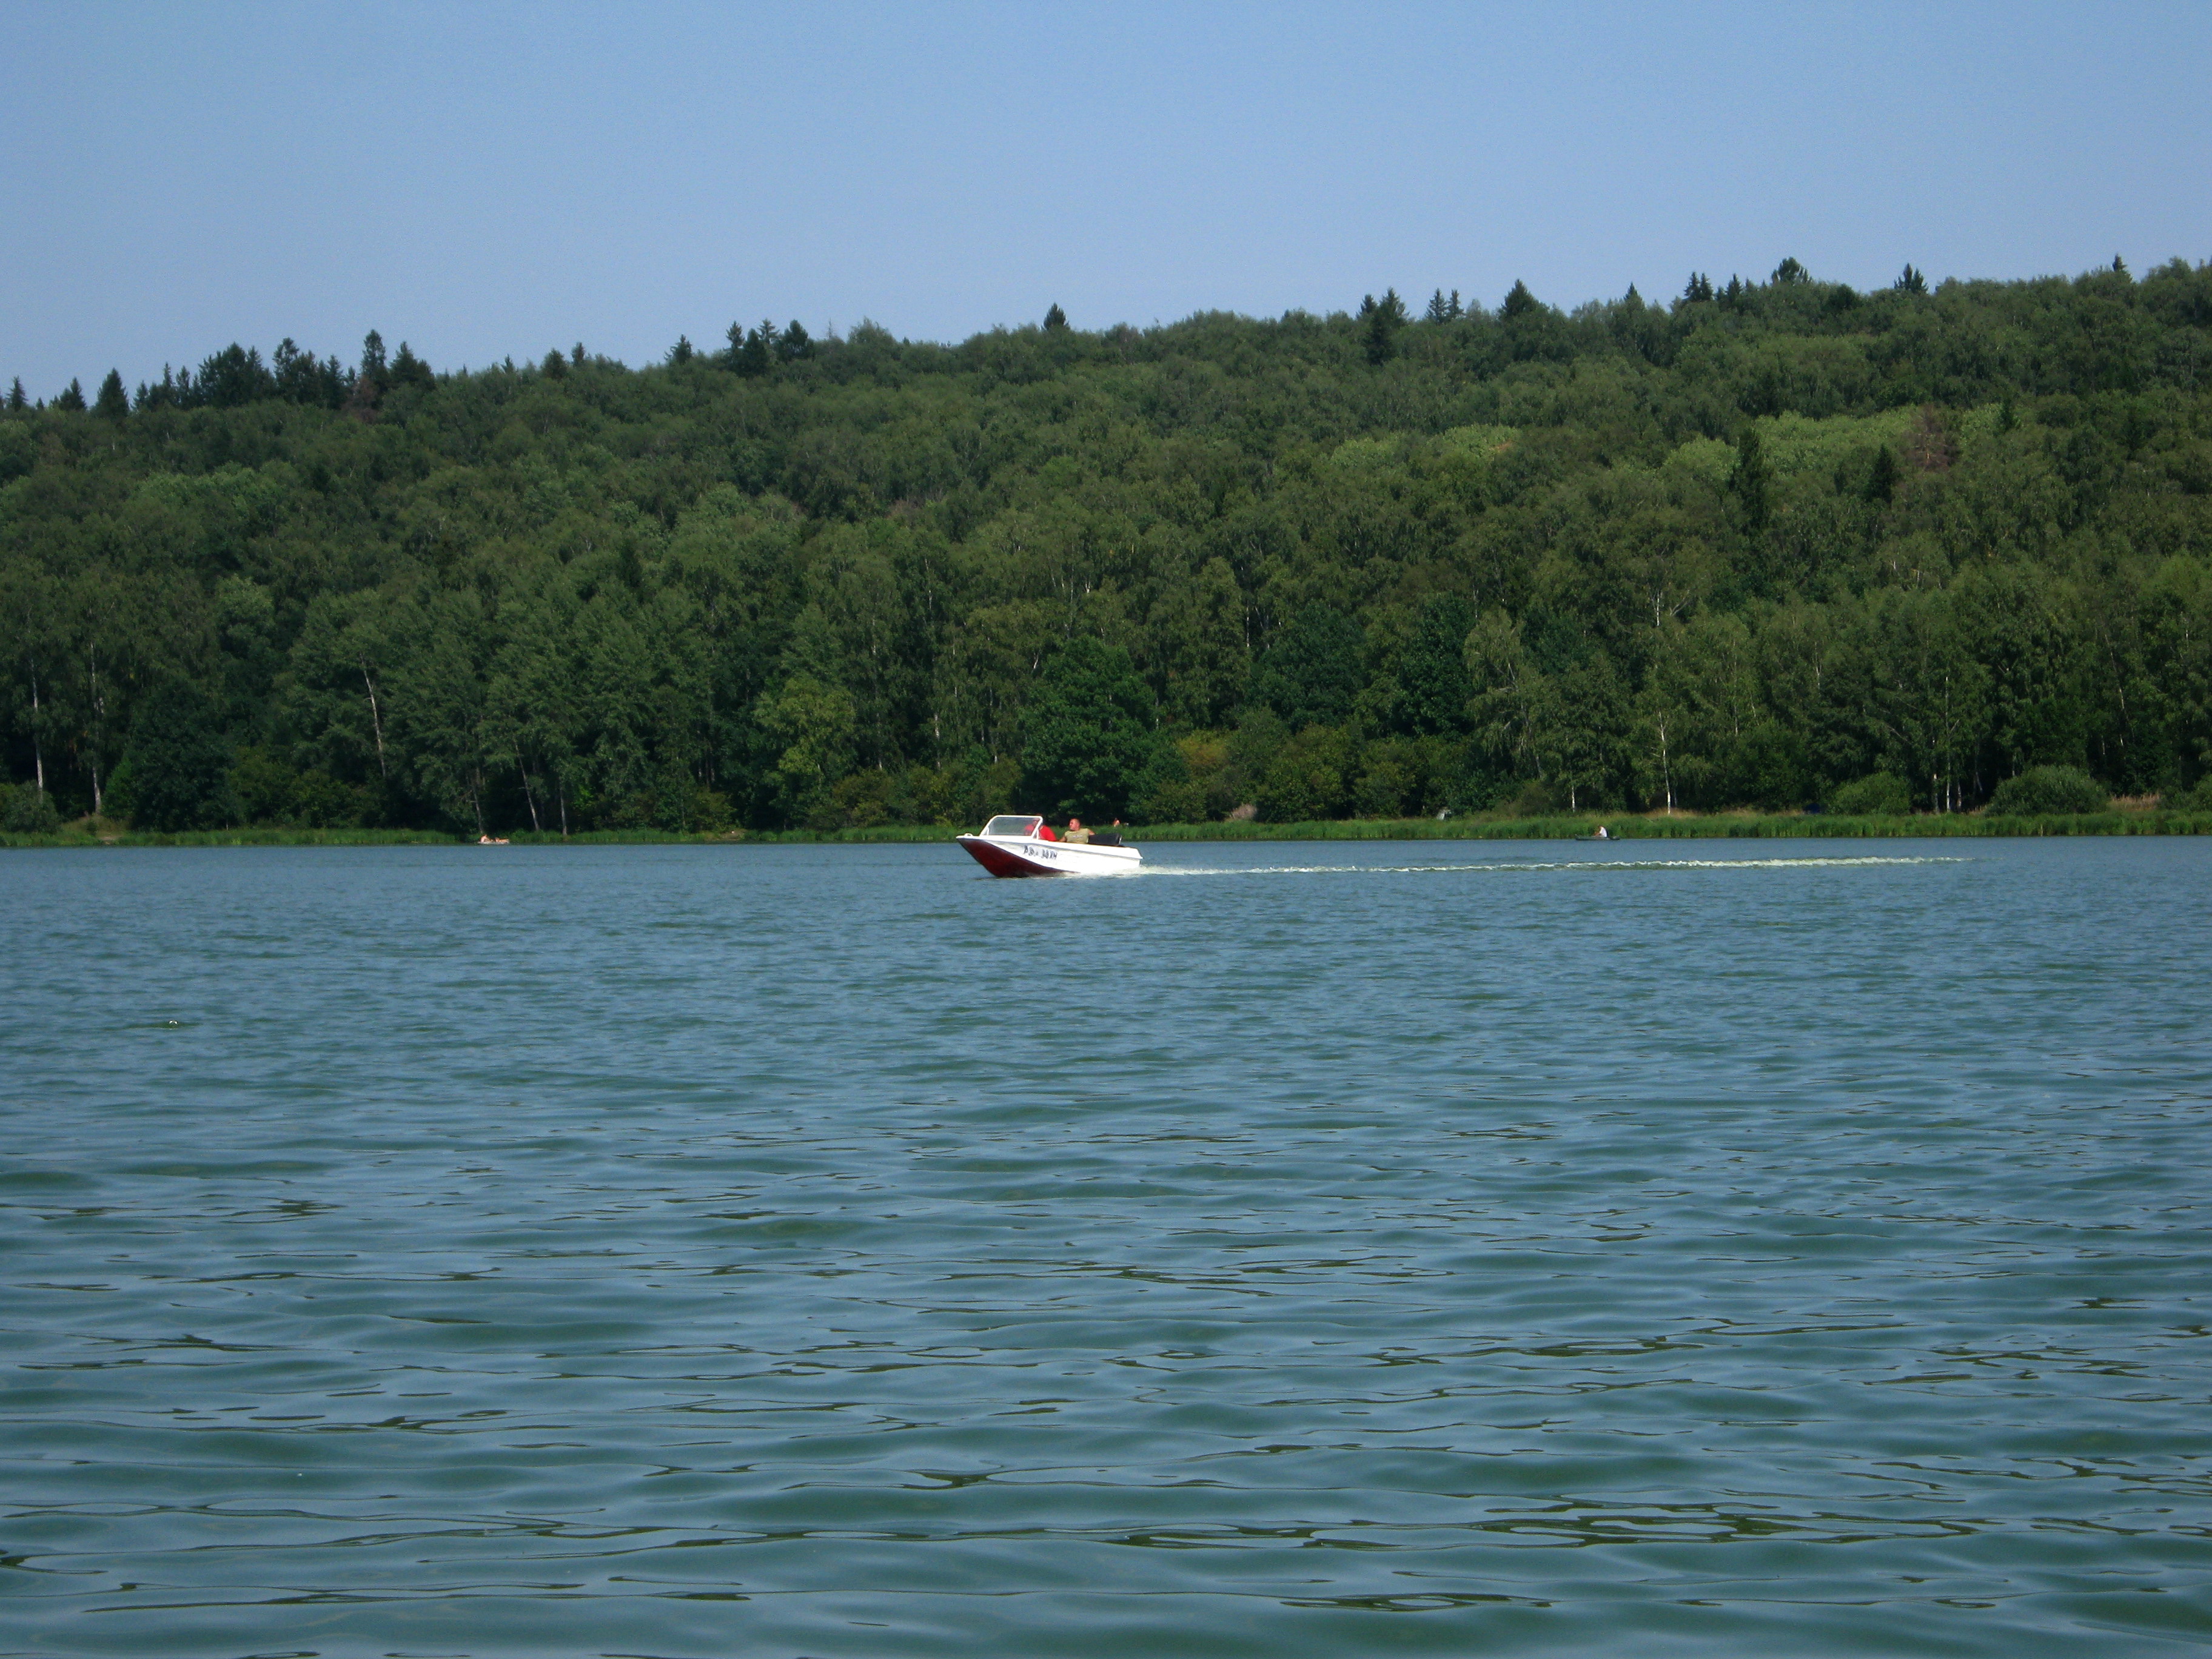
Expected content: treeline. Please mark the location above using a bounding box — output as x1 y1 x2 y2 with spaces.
4 256 2211 835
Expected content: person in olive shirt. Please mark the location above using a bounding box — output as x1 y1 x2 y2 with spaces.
1062 817 1091 845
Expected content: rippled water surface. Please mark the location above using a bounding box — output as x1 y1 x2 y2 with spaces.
5 839 2211 1657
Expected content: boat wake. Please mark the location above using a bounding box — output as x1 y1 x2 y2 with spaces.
1141 854 1967 877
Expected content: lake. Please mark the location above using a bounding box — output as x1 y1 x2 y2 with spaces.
4 839 2210 1655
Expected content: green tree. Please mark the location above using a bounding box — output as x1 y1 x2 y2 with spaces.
1635 621 1694 813
1019 636 1156 819
1390 595 1476 736
1359 288 1407 365
0 558 65 795
1549 654 1631 809
726 322 771 377
1252 606 1363 729
486 581 583 833
756 672 857 826
394 343 437 389
937 600 1056 761
1157 557 1248 726
1863 443 1897 504
58 565 144 817
1257 723 1355 820
1862 588 1991 813
1731 424 1771 539
109 676 236 830
390 592 495 833
358 329 388 389
2136 558 2212 788
1466 612 1559 785
287 589 409 795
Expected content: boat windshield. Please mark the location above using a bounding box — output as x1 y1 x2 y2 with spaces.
982 814 1043 838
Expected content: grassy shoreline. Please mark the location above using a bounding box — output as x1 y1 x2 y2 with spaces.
5 810 2207 850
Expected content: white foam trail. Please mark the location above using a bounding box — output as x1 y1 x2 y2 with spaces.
1141 854 1966 877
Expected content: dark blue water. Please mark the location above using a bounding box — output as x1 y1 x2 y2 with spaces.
4 839 2210 1657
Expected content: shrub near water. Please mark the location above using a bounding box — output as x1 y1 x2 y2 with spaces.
1 784 63 834
1987 766 2108 816
1829 773 1912 815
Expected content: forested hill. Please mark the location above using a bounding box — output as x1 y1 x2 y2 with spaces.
5 259 2211 836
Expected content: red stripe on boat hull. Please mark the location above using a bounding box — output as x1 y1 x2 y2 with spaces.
958 837 1062 877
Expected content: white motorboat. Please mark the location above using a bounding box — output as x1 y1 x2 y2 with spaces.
956 815 1142 877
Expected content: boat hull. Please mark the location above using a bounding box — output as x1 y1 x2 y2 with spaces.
956 834 1141 877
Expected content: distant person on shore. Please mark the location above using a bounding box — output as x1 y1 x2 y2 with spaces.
1064 817 1092 845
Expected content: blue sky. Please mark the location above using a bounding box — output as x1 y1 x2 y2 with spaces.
4 0 2207 395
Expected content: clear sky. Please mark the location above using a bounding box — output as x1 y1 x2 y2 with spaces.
4 0 2208 396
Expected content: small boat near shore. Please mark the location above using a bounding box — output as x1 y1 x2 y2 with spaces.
956 815 1141 877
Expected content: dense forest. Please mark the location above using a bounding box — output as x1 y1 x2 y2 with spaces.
4 256 2211 836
